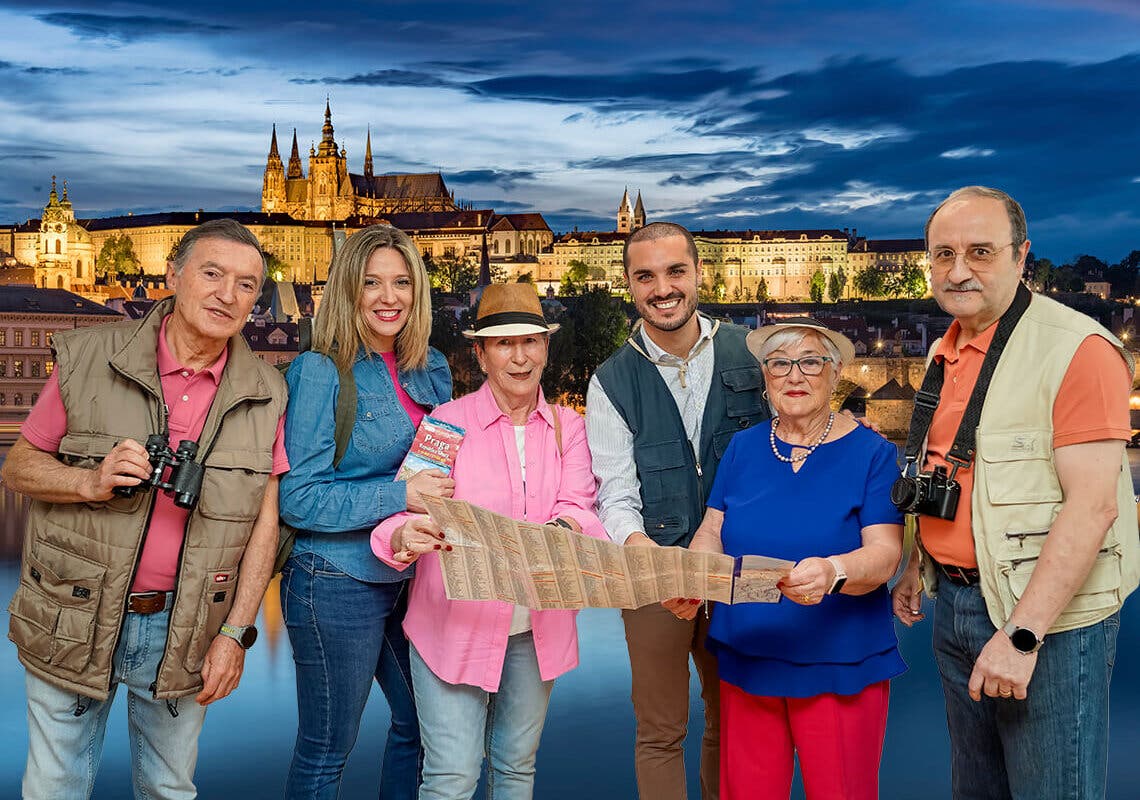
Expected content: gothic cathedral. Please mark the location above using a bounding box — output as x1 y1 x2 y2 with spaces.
261 100 458 221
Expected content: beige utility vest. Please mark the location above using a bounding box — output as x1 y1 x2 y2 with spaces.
919 292 1139 634
7 298 287 700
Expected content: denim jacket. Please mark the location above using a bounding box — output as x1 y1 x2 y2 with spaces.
280 346 452 582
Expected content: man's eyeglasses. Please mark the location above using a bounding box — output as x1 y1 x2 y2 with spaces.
762 356 833 377
928 242 1014 270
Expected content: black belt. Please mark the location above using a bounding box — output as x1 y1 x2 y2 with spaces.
931 558 981 587
127 591 169 614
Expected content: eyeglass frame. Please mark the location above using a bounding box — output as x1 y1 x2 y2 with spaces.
761 355 834 377
927 242 1015 270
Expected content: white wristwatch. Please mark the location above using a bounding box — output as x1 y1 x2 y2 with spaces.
827 557 848 595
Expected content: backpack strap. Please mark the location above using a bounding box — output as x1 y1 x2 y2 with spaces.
332 361 356 469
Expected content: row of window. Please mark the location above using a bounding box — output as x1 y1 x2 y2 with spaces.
0 330 53 348
0 360 54 378
0 393 37 406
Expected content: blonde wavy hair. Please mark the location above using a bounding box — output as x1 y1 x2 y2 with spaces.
312 224 433 373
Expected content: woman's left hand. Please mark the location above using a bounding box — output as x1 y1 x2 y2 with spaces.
779 557 835 606
662 597 701 620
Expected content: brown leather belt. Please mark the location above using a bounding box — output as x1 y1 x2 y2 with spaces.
127 591 169 614
931 559 981 587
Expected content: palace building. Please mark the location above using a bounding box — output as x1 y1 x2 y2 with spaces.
261 100 457 221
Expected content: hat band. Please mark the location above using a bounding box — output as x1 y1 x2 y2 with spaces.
474 311 548 331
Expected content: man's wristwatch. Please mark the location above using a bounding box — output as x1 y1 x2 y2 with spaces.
826 557 848 595
1002 621 1043 654
219 623 258 650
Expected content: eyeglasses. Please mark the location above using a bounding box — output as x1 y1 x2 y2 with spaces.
762 356 833 377
928 243 1014 270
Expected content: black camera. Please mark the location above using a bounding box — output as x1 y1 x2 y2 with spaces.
113 435 204 510
891 465 961 520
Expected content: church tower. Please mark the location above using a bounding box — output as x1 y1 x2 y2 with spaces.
364 125 374 182
261 124 287 213
307 99 353 221
287 128 304 179
37 177 93 290
617 188 634 233
633 191 646 230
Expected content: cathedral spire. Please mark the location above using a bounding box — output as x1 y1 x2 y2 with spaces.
268 123 281 161
287 128 303 178
364 125 374 180
633 190 645 229
318 96 337 155
61 179 72 209
48 175 59 206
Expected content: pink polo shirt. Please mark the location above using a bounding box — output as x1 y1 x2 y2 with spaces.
22 316 289 592
372 382 606 692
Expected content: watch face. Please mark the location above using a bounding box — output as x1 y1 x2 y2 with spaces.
1009 627 1038 653
240 626 258 649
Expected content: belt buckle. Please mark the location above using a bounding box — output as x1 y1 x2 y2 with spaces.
128 591 166 614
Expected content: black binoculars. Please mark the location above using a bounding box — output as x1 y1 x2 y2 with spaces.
113 434 205 510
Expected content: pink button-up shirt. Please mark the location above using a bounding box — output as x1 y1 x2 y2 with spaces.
372 382 605 692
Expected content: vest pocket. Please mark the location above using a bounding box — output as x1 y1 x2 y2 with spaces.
978 429 1062 505
8 541 104 672
721 366 765 419
1002 545 1122 621
636 439 690 506
198 450 273 523
184 568 238 674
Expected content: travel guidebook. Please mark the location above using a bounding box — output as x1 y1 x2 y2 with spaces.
396 416 466 480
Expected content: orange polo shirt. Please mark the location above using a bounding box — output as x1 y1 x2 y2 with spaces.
919 320 1131 568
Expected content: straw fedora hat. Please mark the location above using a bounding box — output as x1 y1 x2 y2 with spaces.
462 283 561 338
745 316 855 365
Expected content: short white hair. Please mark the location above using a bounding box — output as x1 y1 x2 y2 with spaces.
756 329 843 376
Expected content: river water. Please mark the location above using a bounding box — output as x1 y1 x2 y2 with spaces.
2 455 1140 798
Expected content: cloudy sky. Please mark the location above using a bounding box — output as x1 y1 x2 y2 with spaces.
1 0 1138 262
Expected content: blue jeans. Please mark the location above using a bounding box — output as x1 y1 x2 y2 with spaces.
282 552 421 800
932 578 1119 800
410 633 554 800
23 600 207 800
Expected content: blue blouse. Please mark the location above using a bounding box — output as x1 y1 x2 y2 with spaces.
706 422 906 698
279 346 452 582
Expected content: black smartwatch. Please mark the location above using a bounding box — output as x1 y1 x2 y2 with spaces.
219 623 258 650
1002 621 1043 654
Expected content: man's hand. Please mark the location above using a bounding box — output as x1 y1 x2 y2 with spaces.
891 558 925 626
83 439 152 502
841 409 881 434
625 531 657 547
195 635 246 706
968 630 1038 701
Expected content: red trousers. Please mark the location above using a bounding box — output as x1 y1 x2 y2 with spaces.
720 679 889 800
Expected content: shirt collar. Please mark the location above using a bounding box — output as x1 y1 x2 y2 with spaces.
639 313 714 362
933 318 999 364
156 314 228 383
473 380 553 430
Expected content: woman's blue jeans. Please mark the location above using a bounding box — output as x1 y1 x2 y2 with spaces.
282 552 421 800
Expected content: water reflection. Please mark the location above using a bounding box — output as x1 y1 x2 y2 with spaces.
2 456 1140 798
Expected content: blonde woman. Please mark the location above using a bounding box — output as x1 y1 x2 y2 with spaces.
280 224 453 799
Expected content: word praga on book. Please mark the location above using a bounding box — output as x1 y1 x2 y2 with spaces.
397 416 466 480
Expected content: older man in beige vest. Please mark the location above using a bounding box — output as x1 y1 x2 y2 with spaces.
4 219 289 799
892 186 1137 799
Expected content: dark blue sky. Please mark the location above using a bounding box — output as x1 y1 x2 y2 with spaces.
1 0 1138 262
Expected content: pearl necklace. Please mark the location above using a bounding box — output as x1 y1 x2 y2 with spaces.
769 412 835 464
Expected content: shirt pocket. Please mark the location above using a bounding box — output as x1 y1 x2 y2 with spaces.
352 391 412 461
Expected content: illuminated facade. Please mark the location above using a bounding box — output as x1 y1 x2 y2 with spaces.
261 102 457 221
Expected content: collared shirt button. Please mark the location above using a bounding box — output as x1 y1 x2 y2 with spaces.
181 370 189 378
181 394 190 402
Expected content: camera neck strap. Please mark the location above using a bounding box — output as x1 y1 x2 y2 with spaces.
902 282 1032 472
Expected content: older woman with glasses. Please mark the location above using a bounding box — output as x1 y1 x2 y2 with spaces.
667 317 905 800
